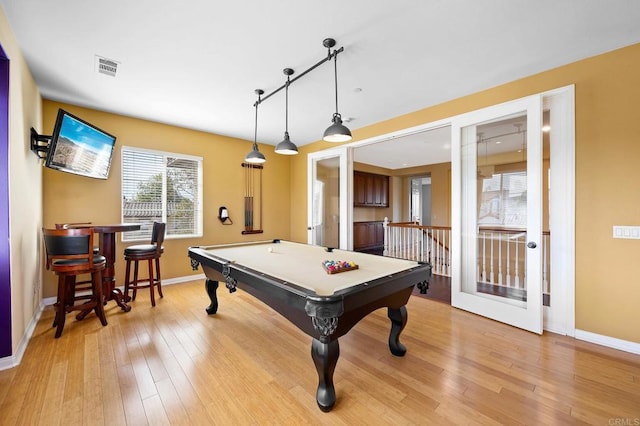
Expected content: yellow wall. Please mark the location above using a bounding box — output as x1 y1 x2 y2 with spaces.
290 43 640 344
392 162 451 227
1 6 44 356
41 101 291 298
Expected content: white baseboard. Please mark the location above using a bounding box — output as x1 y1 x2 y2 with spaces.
163 273 205 286
41 273 206 306
1 274 206 371
0 300 46 371
575 329 640 355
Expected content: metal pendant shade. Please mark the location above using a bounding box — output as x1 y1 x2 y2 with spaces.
274 68 299 155
275 131 298 155
245 89 266 164
245 142 266 164
246 38 349 162
323 39 351 143
323 113 352 142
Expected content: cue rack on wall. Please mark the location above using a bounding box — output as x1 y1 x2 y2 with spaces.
241 162 263 234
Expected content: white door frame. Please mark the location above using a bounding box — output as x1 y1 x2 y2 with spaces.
451 94 544 334
307 147 353 250
543 85 576 336
309 85 575 335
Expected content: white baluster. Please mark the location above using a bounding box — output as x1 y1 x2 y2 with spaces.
489 232 495 283
447 229 451 276
435 231 440 275
480 232 487 283
543 233 549 295
514 236 520 288
506 237 511 287
393 226 398 258
383 217 389 256
498 233 503 285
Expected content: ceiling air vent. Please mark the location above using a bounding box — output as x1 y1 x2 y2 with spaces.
95 55 119 77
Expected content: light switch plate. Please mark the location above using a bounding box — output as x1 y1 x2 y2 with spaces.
613 225 640 239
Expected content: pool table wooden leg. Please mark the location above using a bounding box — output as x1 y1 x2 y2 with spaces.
205 279 219 314
387 306 408 356
311 338 339 412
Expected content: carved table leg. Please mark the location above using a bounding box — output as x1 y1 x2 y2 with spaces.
205 279 219 314
110 288 132 312
311 338 340 412
387 306 408 356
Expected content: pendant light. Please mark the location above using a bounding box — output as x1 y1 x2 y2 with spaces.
274 68 298 155
323 38 352 142
244 89 266 164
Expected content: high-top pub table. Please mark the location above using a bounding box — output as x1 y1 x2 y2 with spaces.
188 239 431 412
93 223 141 311
67 223 141 312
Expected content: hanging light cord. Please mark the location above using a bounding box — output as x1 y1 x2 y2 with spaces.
253 91 261 148
285 76 290 133
332 52 340 116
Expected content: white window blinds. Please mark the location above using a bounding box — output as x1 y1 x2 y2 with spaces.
121 147 203 241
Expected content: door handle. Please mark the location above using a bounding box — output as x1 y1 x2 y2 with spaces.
527 241 537 249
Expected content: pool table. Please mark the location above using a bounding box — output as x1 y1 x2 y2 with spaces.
188 239 431 412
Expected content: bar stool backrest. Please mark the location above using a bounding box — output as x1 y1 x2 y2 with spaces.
42 227 99 272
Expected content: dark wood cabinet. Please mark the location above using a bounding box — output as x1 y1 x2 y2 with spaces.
353 221 384 255
354 172 367 206
353 171 389 207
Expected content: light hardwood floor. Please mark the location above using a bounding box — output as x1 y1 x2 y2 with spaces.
1 280 639 425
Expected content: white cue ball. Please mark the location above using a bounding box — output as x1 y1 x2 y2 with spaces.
268 247 273 253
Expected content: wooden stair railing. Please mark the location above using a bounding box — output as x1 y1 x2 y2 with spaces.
383 218 451 276
382 220 551 300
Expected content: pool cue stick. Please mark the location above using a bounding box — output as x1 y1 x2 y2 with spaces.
259 165 263 230
244 164 250 230
244 164 254 231
249 164 254 231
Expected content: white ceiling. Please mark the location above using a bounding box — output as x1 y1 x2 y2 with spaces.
2 0 640 169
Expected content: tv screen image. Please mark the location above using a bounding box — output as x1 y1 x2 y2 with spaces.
45 109 117 179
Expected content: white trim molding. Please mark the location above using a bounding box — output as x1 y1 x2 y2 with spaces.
3 274 206 370
0 300 46 371
41 274 206 306
575 329 640 355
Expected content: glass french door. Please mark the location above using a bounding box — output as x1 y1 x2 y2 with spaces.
307 147 352 249
451 95 543 334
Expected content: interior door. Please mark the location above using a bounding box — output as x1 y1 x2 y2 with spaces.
307 147 352 249
451 95 543 334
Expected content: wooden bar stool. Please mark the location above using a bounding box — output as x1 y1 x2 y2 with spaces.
54 222 99 294
42 227 108 338
124 222 166 307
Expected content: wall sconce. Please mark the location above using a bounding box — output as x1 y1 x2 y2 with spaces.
219 206 233 225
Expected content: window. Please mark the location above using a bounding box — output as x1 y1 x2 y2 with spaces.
409 176 430 224
478 171 527 227
121 146 203 241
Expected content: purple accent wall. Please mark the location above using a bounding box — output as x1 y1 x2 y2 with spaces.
0 44 12 358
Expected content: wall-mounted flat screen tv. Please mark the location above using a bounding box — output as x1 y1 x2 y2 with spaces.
44 109 117 179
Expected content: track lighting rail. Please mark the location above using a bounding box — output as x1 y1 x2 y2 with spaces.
253 39 344 107
244 37 350 164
